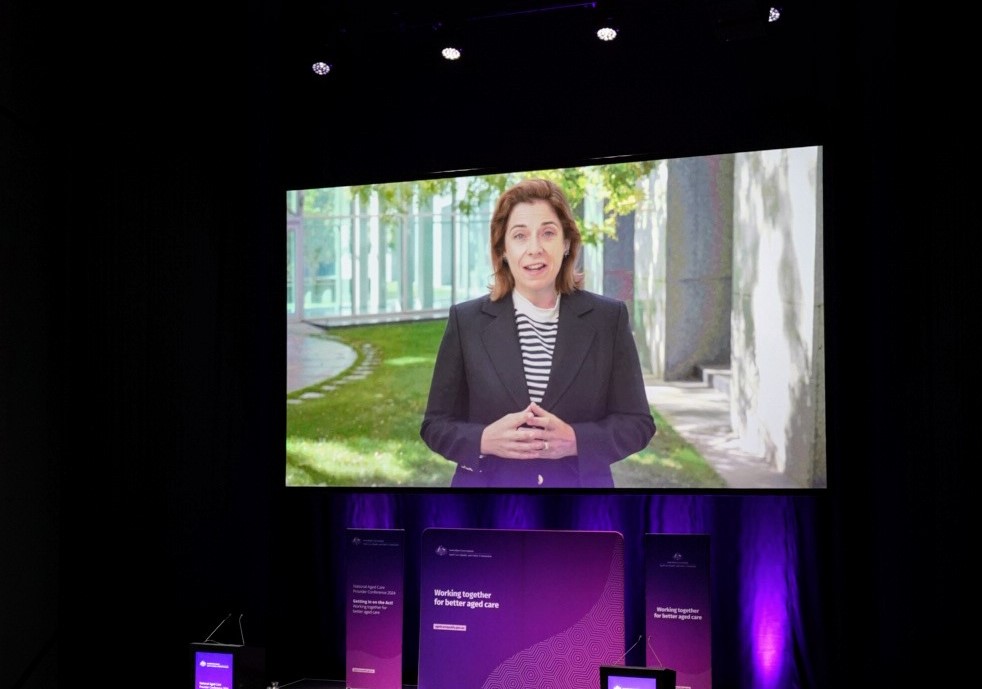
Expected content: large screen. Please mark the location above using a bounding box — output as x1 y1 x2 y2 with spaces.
286 145 825 491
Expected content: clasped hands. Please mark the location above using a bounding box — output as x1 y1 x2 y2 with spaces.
479 402 577 460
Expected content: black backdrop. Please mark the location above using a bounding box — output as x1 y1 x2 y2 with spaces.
1 1 972 687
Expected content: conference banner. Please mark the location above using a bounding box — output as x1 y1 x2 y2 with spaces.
644 534 712 689
418 528 625 689
346 528 405 689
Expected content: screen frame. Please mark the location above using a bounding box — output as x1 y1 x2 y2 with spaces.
285 143 829 494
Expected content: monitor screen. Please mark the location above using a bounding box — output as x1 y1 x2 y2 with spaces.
286 144 826 491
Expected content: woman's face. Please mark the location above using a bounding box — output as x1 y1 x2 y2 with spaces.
503 199 570 308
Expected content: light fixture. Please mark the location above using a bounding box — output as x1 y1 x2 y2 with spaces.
593 0 619 41
596 25 617 41
311 61 332 76
768 6 781 22
433 20 463 61
595 9 619 42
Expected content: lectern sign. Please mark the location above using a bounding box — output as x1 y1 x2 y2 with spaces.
645 534 712 689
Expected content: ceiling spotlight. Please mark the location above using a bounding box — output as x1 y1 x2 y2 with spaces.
433 20 463 61
596 25 618 41
311 61 332 76
768 6 781 22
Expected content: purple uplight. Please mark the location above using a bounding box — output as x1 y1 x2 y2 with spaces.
751 589 787 685
741 496 795 688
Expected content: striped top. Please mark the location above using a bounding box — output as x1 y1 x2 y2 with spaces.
512 290 560 404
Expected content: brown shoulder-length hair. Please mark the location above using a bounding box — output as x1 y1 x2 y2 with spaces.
489 178 584 301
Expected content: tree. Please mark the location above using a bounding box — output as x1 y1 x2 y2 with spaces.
334 161 658 245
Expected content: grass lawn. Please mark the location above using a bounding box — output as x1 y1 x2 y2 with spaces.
286 320 726 489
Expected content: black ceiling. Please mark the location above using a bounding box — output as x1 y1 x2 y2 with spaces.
277 0 837 189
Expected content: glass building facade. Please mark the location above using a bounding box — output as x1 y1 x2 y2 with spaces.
287 177 606 325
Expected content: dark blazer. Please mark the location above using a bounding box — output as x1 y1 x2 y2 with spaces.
420 289 655 488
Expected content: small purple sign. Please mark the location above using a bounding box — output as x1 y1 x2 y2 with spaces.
194 650 233 689
346 528 405 689
419 528 625 689
645 534 712 689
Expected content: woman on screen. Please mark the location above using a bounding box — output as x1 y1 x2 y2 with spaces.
420 178 655 488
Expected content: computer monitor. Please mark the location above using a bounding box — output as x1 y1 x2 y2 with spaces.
599 665 676 689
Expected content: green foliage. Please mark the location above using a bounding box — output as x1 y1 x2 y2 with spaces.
286 320 724 489
300 161 656 247
611 409 727 489
286 320 454 487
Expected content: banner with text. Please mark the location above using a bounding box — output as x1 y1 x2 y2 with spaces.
418 528 625 689
346 528 405 689
645 533 712 689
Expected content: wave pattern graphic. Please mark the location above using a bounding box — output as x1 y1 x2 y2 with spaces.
481 539 625 689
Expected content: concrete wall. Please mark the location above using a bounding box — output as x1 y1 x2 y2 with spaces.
730 146 825 486
634 160 669 378
634 155 733 380
633 146 825 487
664 154 734 380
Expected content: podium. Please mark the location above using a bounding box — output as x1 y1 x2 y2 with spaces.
189 642 265 689
599 665 676 689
